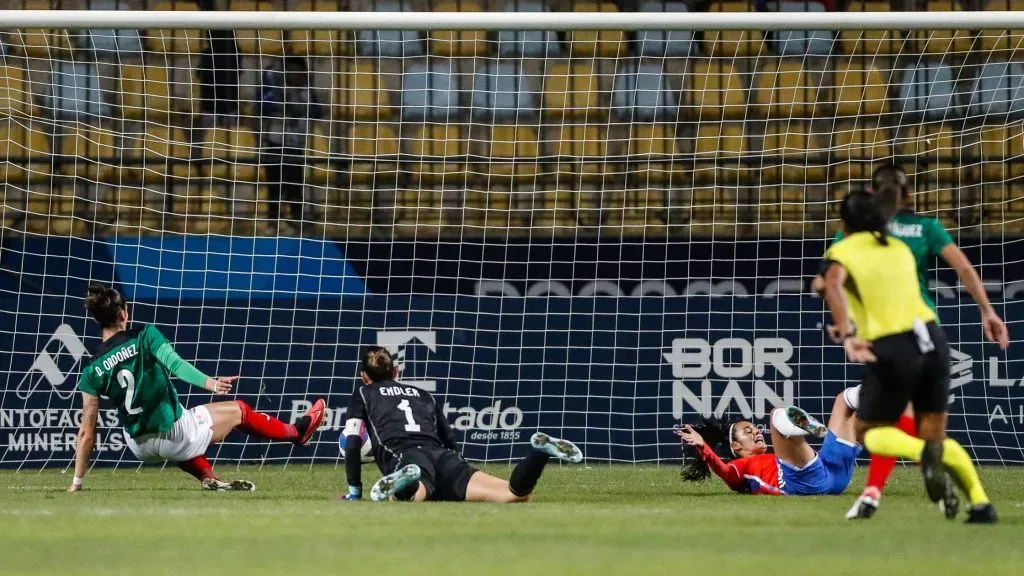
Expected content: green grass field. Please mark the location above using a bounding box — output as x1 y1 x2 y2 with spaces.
1 465 1021 576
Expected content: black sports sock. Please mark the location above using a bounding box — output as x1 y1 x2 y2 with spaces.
509 450 551 497
394 482 420 501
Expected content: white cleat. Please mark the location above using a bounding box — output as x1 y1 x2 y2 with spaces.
201 478 256 492
531 432 583 464
786 406 828 439
845 487 880 520
370 464 422 502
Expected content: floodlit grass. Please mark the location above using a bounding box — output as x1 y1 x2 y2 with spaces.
1 465 1022 575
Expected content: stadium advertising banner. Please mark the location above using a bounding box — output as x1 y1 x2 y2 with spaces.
1 237 1021 468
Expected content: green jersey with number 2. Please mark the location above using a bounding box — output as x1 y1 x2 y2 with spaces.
833 209 954 313
77 324 208 438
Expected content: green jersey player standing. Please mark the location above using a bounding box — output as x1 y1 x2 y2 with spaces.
70 283 326 492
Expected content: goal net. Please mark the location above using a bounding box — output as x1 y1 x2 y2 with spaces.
0 3 1022 470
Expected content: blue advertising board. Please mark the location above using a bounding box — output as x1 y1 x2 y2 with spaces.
0 236 1021 467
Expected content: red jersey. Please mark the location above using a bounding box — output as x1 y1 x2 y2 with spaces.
696 444 784 495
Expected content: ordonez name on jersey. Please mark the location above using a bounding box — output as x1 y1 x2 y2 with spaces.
94 344 138 376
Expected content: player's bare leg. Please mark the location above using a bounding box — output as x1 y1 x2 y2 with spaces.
467 432 582 503
465 471 527 503
768 408 818 469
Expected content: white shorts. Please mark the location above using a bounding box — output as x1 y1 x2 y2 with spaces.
125 405 214 463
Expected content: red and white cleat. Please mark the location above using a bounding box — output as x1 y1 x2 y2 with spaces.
295 398 327 446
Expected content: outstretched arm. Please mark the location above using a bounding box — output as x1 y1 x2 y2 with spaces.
675 425 743 490
146 326 235 393
342 418 364 499
940 244 1009 349
69 392 99 492
821 262 877 363
436 404 459 452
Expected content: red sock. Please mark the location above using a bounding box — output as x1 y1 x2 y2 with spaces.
866 414 918 492
235 400 298 441
178 455 215 481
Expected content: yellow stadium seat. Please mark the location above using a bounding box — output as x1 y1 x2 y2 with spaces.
333 60 391 121
552 124 609 182
981 0 1024 55
762 123 826 184
60 124 118 183
969 124 1024 183
146 1 204 55
705 2 765 58
568 2 626 58
840 2 902 55
349 123 399 184
173 186 232 235
831 123 890 182
896 124 960 184
685 60 747 120
629 124 685 184
0 65 35 117
408 124 466 186
685 186 738 235
231 1 285 56
0 124 51 184
753 60 816 120
290 0 347 57
832 60 890 117
754 186 809 235
125 126 194 185
200 125 264 183
544 63 604 121
306 127 337 186
981 184 1024 232
488 125 540 185
693 122 750 185
463 188 511 231
432 2 487 57
11 2 75 59
919 2 974 55
120 65 172 121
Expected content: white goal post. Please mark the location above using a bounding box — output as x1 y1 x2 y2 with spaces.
0 8 1021 471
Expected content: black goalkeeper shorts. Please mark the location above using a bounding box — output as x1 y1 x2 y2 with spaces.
391 446 478 502
859 321 951 423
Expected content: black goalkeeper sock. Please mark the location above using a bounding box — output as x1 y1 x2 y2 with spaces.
509 450 551 497
394 482 420 501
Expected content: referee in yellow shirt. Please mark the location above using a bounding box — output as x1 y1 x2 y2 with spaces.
820 190 996 524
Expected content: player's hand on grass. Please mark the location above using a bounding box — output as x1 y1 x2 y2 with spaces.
674 425 705 448
204 376 238 395
982 312 1009 350
843 337 876 363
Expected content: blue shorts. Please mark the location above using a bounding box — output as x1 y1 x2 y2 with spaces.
778 431 861 496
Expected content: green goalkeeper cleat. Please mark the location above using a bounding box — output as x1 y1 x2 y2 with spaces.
370 464 421 502
785 406 828 438
201 478 256 492
531 432 583 463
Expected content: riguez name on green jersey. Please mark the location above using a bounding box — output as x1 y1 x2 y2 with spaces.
77 324 210 438
832 208 954 312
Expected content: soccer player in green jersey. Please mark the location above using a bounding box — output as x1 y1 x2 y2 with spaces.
69 284 327 492
817 165 1010 519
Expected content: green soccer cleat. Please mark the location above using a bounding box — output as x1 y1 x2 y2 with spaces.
785 406 828 438
201 478 256 492
370 464 421 502
531 432 583 463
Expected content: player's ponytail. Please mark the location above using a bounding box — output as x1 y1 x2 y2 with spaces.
84 283 125 329
840 189 889 246
680 417 736 483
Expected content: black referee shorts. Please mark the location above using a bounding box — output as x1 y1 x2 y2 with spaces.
390 446 478 502
859 321 951 423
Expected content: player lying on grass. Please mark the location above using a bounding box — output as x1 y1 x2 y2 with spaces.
69 283 326 492
819 190 996 523
821 165 1010 519
341 346 582 502
676 392 861 496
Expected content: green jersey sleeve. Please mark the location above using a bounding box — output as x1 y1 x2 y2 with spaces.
77 370 100 397
926 218 954 257
143 325 209 389
831 229 844 245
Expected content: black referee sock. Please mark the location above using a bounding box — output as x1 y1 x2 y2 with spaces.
509 450 551 497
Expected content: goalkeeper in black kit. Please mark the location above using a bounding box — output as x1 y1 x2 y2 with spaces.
340 347 583 502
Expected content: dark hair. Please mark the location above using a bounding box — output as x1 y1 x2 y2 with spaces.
680 417 738 483
361 346 395 383
870 163 909 197
840 190 889 246
84 283 126 329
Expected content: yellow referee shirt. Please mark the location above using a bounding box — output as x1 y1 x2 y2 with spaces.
823 232 937 342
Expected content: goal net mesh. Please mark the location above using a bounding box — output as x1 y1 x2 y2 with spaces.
1 1 1022 470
